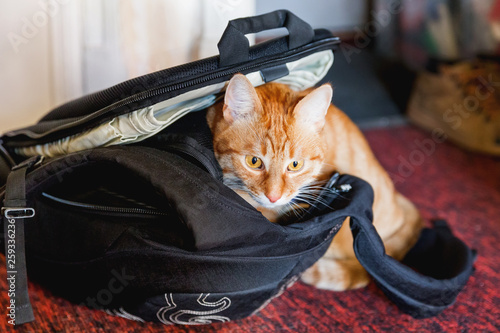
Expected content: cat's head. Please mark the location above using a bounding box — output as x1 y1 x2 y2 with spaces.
208 74 332 211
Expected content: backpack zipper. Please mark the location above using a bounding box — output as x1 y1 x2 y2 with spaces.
42 192 169 216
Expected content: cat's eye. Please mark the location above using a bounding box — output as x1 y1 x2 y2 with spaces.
245 156 263 170
287 160 304 172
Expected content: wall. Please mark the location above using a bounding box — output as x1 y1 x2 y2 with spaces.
256 0 367 32
0 1 56 133
0 0 255 134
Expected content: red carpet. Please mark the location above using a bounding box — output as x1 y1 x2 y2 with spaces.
1 125 499 332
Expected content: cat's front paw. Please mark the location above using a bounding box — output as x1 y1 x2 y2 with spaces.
301 257 370 291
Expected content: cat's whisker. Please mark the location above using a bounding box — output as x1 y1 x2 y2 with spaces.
300 182 350 201
295 188 336 211
295 193 319 201
297 197 332 211
293 196 321 210
276 204 290 218
280 204 294 218
291 205 307 218
300 185 324 190
282 201 307 219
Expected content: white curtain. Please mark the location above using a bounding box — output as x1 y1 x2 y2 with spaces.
0 0 255 132
82 0 255 93
118 0 203 77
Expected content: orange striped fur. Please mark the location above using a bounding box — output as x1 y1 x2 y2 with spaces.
207 74 422 290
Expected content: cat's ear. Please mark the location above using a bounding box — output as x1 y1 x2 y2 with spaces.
294 84 332 131
223 74 261 123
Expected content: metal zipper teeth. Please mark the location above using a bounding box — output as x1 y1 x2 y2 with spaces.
10 38 340 142
42 192 169 216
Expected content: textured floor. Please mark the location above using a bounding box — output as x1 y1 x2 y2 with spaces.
1 124 499 332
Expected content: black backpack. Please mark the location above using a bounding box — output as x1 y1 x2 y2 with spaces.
0 10 475 326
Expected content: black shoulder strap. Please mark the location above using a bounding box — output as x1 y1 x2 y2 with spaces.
2 156 41 325
350 213 476 318
296 173 475 318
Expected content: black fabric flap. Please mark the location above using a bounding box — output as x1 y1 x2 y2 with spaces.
14 146 353 256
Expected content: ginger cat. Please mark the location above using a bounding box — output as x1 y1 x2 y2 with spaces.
207 74 422 291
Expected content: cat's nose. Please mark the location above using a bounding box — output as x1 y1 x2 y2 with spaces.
266 193 281 203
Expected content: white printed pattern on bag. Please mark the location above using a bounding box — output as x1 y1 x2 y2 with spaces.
157 293 231 325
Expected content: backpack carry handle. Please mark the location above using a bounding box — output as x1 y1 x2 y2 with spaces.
217 10 315 67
